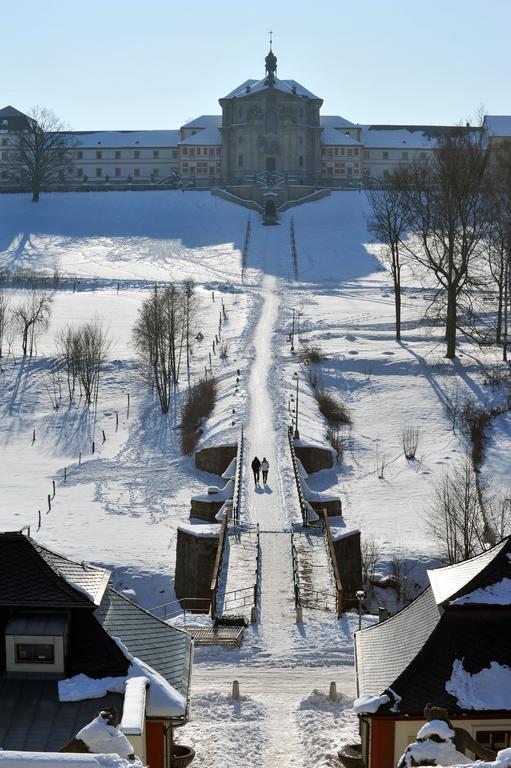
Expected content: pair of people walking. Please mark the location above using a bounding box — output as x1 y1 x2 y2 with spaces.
251 456 269 485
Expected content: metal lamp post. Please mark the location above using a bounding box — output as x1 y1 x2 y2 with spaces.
291 309 296 353
356 589 365 631
293 372 300 439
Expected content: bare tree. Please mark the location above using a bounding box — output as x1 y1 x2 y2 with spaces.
13 291 53 356
487 144 511 358
404 126 491 358
57 321 109 406
0 290 9 357
183 279 201 390
9 107 74 202
133 285 185 414
427 455 487 564
361 535 381 592
367 168 410 341
401 424 420 459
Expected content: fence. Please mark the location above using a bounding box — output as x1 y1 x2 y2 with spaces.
322 509 344 617
290 217 298 280
290 527 301 609
148 596 211 621
210 513 228 618
241 219 251 282
232 426 244 526
288 425 308 526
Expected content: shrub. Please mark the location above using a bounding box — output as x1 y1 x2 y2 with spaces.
326 426 344 463
460 398 492 468
180 377 217 454
401 424 420 460
316 388 352 425
308 363 321 392
299 343 324 365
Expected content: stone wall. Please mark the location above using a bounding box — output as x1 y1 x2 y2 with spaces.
174 527 220 606
333 530 363 606
190 498 225 522
195 444 237 475
294 444 334 473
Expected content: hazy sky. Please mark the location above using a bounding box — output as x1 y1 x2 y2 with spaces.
2 0 510 130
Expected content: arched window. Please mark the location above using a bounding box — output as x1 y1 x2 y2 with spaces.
265 110 277 134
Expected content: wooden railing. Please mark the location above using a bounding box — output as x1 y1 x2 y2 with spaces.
290 528 301 609
290 217 298 280
148 597 211 620
288 426 308 527
322 509 344 618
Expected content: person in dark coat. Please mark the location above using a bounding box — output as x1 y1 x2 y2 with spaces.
251 456 261 484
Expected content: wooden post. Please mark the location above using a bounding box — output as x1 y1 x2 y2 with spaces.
52 480 56 498
102 429 106 443
79 452 82 466
212 290 215 302
47 495 51 512
115 411 119 431
127 393 130 418
32 429 35 445
37 510 41 530
64 467 67 481
209 352 212 373
92 441 95 454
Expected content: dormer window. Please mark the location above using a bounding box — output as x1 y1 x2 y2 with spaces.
5 614 67 674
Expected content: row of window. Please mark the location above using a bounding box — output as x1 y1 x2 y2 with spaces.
181 146 221 158
321 162 360 177
74 167 162 178
75 149 178 160
322 147 361 158
181 162 221 176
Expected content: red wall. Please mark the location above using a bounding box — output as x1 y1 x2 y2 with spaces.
370 719 395 768
146 721 165 768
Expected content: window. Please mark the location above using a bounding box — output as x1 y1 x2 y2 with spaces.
96 150 102 159
340 147 346 156
402 151 408 159
364 168 371 176
209 148 215 157
347 148 353 157
383 169 390 178
153 150 159 158
326 166 333 176
197 161 208 174
16 643 54 664
364 150 370 159
134 168 140 177
115 150 121 160
182 146 188 156
96 168 102 177
134 150 140 159
334 148 339 156
321 148 326 157
77 168 83 177
1 151 7 160
476 732 511 751
189 165 196 175
299 155 304 167
115 167 121 177
1 171 7 179
238 154 243 167
76 150 83 159
383 151 389 160
197 147 201 155
326 148 333 159
152 168 159 177
354 147 360 156
172 150 178 158
1 138 8 146
265 110 277 134
209 165 216 175
189 148 196 158
347 167 353 176
215 147 221 156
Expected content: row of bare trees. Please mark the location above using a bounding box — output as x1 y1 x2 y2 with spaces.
0 289 53 357
133 281 200 413
367 127 511 359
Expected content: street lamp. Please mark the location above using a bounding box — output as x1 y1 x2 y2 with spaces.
293 372 300 439
291 309 296 353
356 590 365 631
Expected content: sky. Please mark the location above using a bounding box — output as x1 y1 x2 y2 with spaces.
1 0 510 130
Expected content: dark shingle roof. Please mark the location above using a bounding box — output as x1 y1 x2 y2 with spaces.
0 105 29 119
0 533 101 608
355 587 441 699
379 606 511 715
95 588 192 703
33 540 110 606
0 677 123 751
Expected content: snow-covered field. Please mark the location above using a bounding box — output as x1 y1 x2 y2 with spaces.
1 189 510 766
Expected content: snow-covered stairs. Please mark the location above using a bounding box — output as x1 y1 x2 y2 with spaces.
292 525 338 617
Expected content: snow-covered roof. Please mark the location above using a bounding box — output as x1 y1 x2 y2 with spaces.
0 753 139 767
223 77 320 100
321 128 362 146
484 115 511 137
180 115 221 129
360 126 437 149
427 539 509 605
179 126 222 146
69 130 181 148
320 115 356 129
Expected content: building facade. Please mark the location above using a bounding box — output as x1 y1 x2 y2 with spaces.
1 48 510 190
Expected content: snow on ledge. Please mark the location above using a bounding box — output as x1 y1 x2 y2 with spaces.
0 753 141 767
331 527 360 543
177 522 220 538
446 659 511 710
120 677 148 735
353 693 390 714
417 720 455 741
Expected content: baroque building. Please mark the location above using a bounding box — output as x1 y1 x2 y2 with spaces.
1 47 510 192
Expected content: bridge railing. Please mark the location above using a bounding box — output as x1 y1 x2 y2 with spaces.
210 513 228 618
322 509 344 618
288 426 308 527
232 426 244 526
